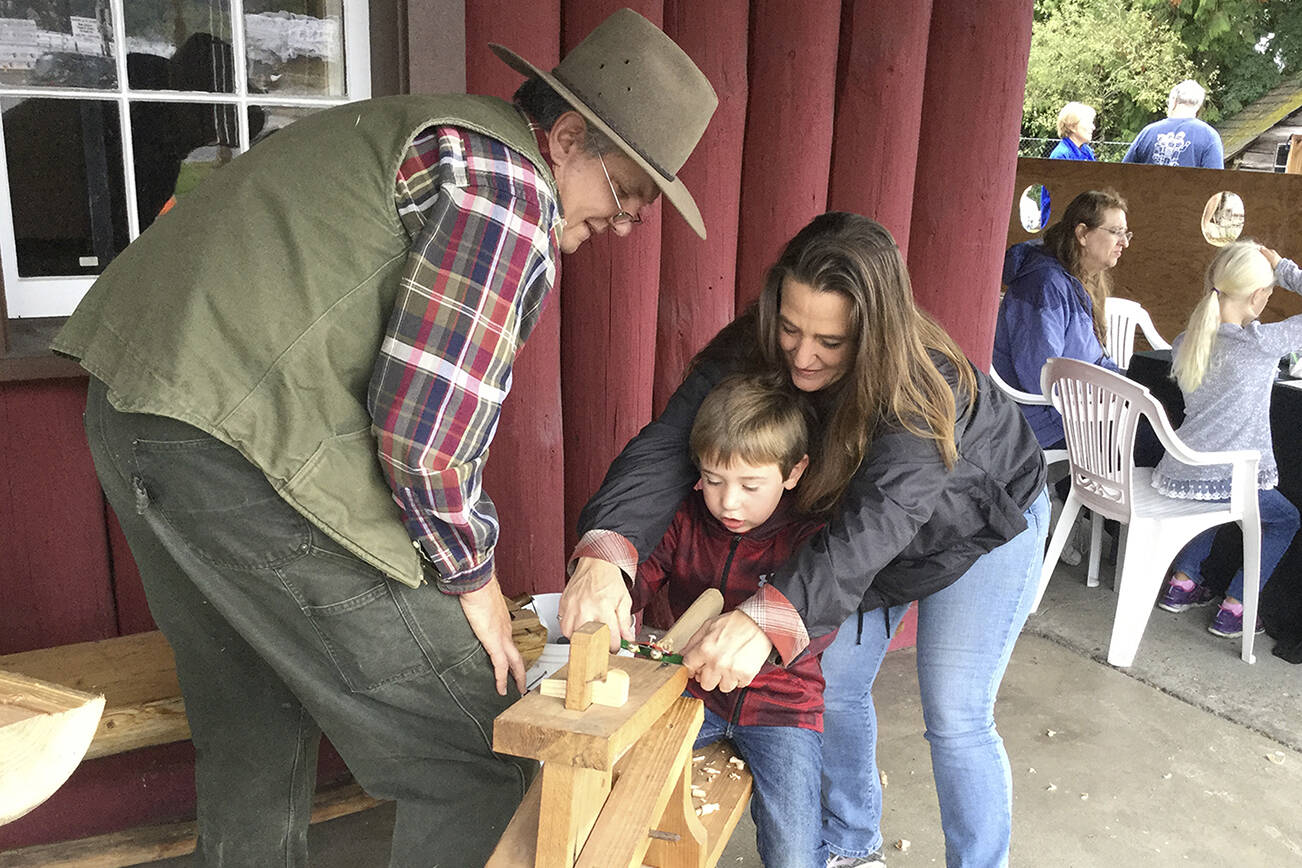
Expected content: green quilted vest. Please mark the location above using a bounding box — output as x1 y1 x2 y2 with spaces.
54 95 556 588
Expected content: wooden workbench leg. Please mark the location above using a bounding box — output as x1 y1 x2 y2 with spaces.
536 762 612 868
643 755 707 868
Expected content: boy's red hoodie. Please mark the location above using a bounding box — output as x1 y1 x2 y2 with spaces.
634 490 831 731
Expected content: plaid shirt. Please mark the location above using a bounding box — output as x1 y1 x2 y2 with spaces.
369 121 562 594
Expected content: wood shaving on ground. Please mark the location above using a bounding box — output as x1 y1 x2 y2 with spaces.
879 770 888 788
1267 751 1286 764
693 755 705 762
1079 793 1089 800
728 772 742 780
1046 783 1057 792
691 786 706 798
1045 729 1057 737
702 766 721 776
895 839 910 853
695 803 719 816
728 756 746 769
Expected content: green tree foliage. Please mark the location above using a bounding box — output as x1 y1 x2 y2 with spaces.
1140 0 1302 121
1025 0 1201 140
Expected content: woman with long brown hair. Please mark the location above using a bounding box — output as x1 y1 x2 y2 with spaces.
993 188 1129 449
561 212 1048 866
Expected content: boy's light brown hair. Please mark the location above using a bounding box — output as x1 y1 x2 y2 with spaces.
689 374 809 478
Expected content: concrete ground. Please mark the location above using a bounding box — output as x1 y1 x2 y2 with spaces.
143 555 1302 866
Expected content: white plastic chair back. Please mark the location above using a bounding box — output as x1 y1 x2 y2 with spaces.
1035 358 1262 666
1044 361 1145 523
1104 297 1172 369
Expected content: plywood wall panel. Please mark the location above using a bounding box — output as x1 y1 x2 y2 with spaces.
1010 159 1302 347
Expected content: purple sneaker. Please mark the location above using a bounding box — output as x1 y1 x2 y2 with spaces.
1207 606 1266 638
1157 580 1216 613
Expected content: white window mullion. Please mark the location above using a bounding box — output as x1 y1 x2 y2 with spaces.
230 0 251 153
345 3 372 100
109 0 139 242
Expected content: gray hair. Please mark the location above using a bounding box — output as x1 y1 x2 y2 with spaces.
513 75 617 156
1167 79 1206 116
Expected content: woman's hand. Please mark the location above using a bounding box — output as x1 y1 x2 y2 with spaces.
681 610 773 693
560 557 633 652
1260 245 1282 269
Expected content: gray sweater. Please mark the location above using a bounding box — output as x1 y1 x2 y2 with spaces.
1153 258 1302 500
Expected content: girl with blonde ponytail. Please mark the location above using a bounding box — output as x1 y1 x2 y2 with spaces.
1155 242 1302 639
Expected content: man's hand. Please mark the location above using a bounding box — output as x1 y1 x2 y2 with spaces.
459 573 526 696
560 557 633 652
681 610 773 693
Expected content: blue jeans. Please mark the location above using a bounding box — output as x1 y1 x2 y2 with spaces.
695 707 824 868
83 378 532 867
820 490 1049 868
1172 488 1300 602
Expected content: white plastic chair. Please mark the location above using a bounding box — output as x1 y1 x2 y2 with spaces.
990 365 1111 574
1105 297 1172 370
1033 358 1262 666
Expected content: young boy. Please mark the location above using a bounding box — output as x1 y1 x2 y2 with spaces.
634 374 830 868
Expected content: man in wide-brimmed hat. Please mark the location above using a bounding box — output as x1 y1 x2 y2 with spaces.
53 9 717 865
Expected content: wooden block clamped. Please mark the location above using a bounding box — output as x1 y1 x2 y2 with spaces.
540 669 629 707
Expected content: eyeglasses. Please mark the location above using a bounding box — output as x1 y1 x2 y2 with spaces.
598 153 642 227
1100 226 1134 243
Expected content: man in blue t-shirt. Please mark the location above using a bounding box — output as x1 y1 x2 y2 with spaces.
1122 79 1224 169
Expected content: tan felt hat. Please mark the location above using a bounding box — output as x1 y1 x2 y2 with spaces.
491 8 718 238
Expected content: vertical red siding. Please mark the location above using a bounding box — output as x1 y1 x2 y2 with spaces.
907 0 1034 364
0 379 114 653
827 0 933 254
734 0 842 307
466 0 567 595
653 0 749 415
0 0 1046 843
558 0 666 556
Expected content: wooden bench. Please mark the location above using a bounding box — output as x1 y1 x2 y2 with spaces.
0 596 548 867
488 620 754 868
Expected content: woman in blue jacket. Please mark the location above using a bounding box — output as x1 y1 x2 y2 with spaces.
994 188 1129 449
1038 103 1097 227
1049 102 1097 161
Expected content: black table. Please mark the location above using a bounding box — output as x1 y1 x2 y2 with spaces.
1128 349 1302 654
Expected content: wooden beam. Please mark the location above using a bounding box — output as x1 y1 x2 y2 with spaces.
1286 134 1302 174
575 696 703 868
493 656 688 770
0 632 187 760
0 781 382 868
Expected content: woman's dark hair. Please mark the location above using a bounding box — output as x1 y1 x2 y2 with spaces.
1042 188 1128 346
697 212 975 513
513 76 614 155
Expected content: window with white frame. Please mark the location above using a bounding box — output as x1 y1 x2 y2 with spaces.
0 0 370 319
